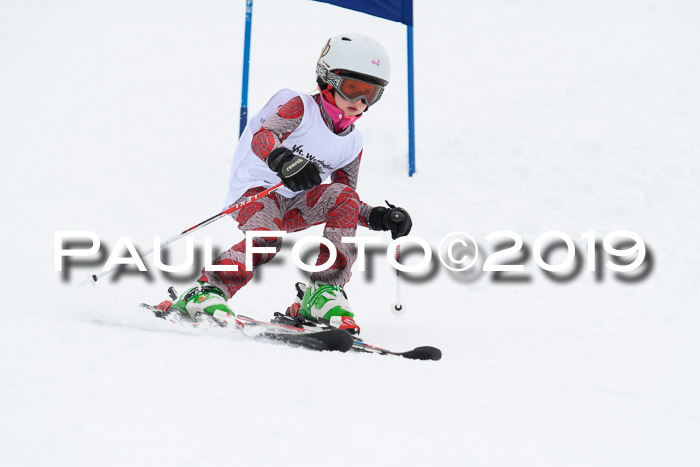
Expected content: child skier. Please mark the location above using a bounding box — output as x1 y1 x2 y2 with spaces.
163 33 412 333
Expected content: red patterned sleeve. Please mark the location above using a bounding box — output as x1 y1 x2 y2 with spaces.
331 151 374 228
251 96 305 162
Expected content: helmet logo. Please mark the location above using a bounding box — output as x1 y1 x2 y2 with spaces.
372 59 381 66
319 39 331 59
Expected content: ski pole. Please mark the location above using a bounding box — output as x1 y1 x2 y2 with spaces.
394 243 403 312
90 183 283 283
388 210 406 313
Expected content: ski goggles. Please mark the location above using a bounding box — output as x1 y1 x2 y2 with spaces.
326 73 385 107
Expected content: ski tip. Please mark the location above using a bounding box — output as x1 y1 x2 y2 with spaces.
402 346 442 361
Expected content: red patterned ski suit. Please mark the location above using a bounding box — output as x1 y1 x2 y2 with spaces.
200 94 374 299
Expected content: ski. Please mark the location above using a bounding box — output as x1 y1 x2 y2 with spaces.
235 315 353 352
271 312 442 361
350 339 442 361
140 281 442 360
139 303 353 353
273 282 443 361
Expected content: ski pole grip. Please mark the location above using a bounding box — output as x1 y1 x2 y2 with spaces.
390 211 406 223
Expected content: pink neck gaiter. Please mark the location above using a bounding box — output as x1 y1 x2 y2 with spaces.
320 94 362 133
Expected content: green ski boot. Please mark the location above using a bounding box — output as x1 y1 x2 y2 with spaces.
169 283 235 325
297 280 360 334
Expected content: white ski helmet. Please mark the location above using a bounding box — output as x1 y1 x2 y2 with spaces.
316 33 391 106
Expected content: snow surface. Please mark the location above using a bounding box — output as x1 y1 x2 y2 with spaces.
2 0 700 466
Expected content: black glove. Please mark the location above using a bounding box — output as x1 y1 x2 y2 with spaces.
267 147 322 192
369 201 412 239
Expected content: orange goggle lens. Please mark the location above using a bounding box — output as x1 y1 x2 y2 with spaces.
337 77 384 106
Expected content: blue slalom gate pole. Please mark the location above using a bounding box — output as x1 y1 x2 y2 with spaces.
239 0 254 138
407 24 416 176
